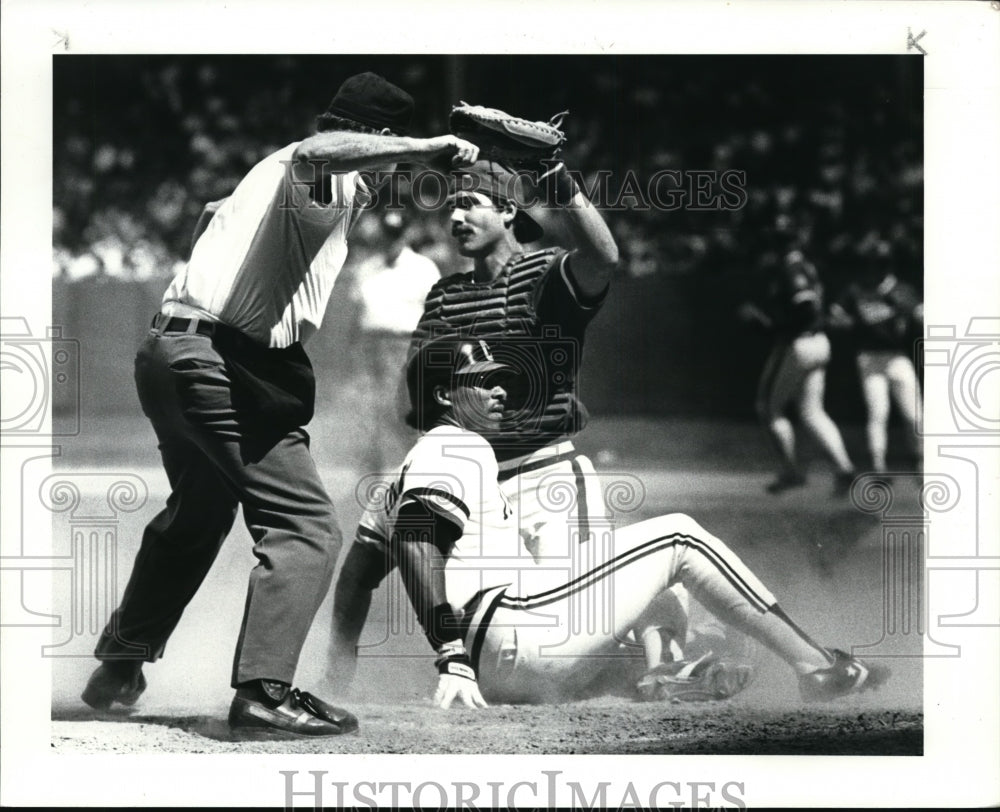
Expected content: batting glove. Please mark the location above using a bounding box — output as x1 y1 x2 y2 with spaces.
433 641 488 710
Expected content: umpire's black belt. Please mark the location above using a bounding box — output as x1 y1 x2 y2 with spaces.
151 314 261 351
152 313 219 338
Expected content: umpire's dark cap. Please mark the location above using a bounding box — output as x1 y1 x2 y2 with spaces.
451 160 544 243
326 72 414 135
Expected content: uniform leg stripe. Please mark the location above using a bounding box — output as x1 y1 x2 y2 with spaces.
469 588 504 673
501 534 739 607
570 457 590 544
769 602 833 662
498 533 772 614
681 536 772 613
501 535 673 606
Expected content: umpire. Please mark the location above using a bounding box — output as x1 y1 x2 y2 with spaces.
81 71 480 738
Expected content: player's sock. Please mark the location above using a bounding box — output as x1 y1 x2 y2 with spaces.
672 527 833 674
758 604 835 673
802 410 854 474
867 423 888 473
765 416 797 470
692 592 832 674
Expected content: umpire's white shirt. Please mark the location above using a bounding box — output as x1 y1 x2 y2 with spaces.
162 142 368 347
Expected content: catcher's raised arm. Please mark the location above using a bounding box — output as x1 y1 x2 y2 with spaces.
449 102 619 299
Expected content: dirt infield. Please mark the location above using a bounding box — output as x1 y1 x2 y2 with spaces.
52 700 921 756
47 415 923 756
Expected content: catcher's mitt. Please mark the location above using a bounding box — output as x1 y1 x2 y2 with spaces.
449 102 568 172
636 654 754 703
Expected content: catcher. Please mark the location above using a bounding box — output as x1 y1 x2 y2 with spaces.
328 102 694 691
331 334 890 708
408 103 617 549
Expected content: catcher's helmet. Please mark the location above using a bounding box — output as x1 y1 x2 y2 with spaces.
405 334 509 431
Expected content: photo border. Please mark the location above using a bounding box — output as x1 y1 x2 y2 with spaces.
2 1 998 807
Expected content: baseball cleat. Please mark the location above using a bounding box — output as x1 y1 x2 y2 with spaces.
228 681 359 739
798 649 891 702
636 654 754 703
765 471 807 495
81 661 147 711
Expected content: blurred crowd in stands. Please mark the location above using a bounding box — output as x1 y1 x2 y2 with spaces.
53 55 922 303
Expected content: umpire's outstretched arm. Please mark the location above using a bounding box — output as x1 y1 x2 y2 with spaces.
292 132 479 175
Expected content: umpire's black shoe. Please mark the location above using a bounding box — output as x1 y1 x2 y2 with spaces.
81 660 147 710
228 679 359 739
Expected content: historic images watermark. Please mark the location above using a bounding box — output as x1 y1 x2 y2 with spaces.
0 317 80 437
918 318 1000 438
0 317 150 658
281 163 749 214
841 317 1000 659
915 318 1000 638
280 768 748 810
0 453 151 658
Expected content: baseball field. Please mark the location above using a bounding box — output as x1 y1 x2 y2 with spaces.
39 52 924 760
49 409 923 756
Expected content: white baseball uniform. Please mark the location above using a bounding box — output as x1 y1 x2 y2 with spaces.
350 424 836 704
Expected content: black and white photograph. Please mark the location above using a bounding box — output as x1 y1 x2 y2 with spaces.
2 1 998 808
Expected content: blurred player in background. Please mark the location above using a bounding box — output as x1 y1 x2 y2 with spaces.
349 208 443 474
331 335 889 708
80 72 482 739
829 234 923 473
740 249 856 495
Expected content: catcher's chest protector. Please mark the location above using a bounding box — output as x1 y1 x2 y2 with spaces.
415 248 589 459
419 248 559 337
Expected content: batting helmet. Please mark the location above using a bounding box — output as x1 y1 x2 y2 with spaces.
405 334 509 431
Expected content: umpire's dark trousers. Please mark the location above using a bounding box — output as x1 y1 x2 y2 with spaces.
94 321 341 687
